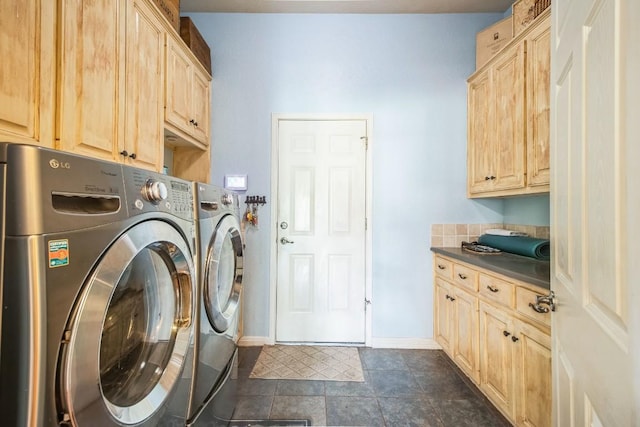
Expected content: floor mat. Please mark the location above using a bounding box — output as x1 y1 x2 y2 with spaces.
249 345 365 382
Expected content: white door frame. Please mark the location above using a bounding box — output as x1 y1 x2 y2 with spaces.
269 113 373 346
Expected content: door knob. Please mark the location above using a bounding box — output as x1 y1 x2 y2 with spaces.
280 237 294 245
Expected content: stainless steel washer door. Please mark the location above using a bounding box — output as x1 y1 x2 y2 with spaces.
204 214 243 333
60 220 194 425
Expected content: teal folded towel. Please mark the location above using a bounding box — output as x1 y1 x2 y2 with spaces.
477 234 550 260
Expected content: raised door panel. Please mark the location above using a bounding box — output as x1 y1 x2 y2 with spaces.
434 278 454 355
492 42 526 191
0 0 55 146
453 287 479 383
165 35 194 136
467 70 494 195
479 301 516 421
190 68 211 146
515 320 551 427
124 0 164 171
526 17 551 188
58 0 123 160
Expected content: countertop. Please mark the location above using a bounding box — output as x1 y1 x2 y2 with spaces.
431 247 550 290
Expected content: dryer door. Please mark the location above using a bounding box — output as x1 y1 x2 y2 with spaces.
204 214 243 334
59 220 195 425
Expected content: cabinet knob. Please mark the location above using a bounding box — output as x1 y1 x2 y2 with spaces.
503 330 511 337
511 336 519 342
120 150 129 157
190 119 199 127
129 152 137 160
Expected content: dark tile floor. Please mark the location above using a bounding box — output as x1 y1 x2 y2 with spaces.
231 347 512 427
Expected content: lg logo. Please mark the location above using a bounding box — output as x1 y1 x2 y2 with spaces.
49 159 71 169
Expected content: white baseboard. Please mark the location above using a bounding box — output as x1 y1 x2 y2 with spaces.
239 336 441 350
238 336 273 347
370 337 442 349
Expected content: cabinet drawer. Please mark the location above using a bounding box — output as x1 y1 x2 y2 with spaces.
453 264 478 291
434 256 454 280
479 274 515 308
516 287 551 328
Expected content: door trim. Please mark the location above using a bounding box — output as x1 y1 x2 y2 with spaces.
269 113 373 346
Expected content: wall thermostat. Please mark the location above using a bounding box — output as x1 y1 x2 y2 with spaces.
224 174 248 191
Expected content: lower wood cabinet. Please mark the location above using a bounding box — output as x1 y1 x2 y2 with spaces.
434 254 551 427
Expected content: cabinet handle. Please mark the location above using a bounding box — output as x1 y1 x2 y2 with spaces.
129 152 137 160
511 336 519 342
487 285 499 293
437 264 446 270
503 330 511 337
120 150 129 157
458 273 467 280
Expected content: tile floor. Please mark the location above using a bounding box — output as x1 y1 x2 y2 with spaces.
230 347 511 427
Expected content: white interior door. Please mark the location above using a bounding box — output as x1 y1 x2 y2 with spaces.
551 0 640 424
276 119 367 343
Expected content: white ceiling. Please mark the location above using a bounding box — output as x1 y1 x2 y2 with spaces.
180 0 515 14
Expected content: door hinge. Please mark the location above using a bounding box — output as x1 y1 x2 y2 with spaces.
360 136 368 150
365 298 371 311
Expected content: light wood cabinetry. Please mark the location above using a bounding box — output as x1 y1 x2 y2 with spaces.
433 253 551 426
2 0 211 179
165 33 211 148
479 301 517 420
524 20 551 188
58 0 124 161
0 0 55 147
123 0 166 171
467 11 550 198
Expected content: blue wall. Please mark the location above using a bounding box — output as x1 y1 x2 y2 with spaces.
187 12 518 341
504 195 550 226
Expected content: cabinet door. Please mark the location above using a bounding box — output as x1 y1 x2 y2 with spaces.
514 320 551 427
526 17 551 188
124 0 165 171
0 0 55 146
453 287 479 383
58 0 123 160
467 70 494 194
479 301 516 421
165 35 194 136
191 68 211 146
434 278 454 355
491 42 526 191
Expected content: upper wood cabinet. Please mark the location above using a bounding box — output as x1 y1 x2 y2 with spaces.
525 19 551 188
1 0 211 178
58 0 124 161
467 11 550 198
165 33 211 148
0 0 55 147
123 0 166 171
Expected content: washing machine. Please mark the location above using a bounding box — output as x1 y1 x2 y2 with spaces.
187 183 244 426
0 143 197 426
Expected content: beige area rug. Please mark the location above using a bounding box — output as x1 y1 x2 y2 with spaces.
249 345 365 382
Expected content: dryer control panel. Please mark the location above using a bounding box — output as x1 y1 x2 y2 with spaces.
122 166 194 221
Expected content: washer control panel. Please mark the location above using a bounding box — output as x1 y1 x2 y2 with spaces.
123 166 193 221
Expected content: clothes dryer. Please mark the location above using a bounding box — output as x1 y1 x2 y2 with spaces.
187 183 243 426
0 143 197 426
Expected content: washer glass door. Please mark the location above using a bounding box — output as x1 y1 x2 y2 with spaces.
60 220 194 425
204 214 243 333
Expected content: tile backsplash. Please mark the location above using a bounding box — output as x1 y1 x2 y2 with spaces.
431 223 550 247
